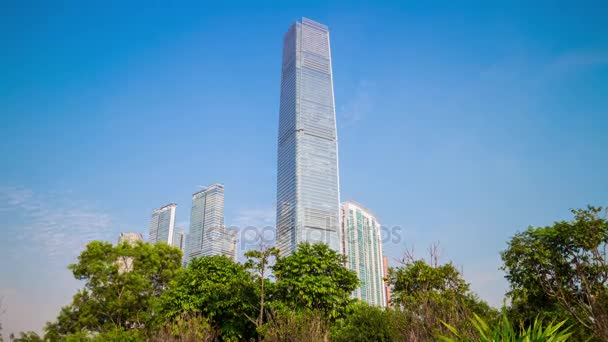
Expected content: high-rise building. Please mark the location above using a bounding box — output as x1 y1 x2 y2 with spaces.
118 232 143 245
276 18 341 256
172 226 187 253
187 184 236 260
149 203 176 245
116 232 143 273
340 201 387 307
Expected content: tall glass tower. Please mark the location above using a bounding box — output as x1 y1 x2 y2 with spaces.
188 184 236 261
149 203 176 245
276 18 340 255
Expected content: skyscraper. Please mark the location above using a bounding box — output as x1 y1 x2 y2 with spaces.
149 203 176 245
340 201 387 307
117 232 143 273
118 232 143 245
172 226 187 253
187 184 236 261
276 18 341 255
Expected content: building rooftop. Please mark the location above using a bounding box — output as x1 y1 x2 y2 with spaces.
192 183 224 197
342 200 379 220
152 203 177 212
301 17 328 31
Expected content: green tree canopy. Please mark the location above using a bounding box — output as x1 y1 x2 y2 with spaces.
244 246 280 339
271 243 359 321
389 247 497 340
502 206 608 340
331 302 397 342
45 240 183 339
160 255 257 341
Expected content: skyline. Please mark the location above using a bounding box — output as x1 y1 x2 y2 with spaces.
1 1 607 337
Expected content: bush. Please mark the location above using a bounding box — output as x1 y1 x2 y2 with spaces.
153 314 217 342
331 303 396 341
260 309 328 342
439 310 572 342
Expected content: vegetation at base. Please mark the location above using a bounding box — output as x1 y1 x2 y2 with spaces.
2 206 605 341
501 206 608 340
439 310 573 342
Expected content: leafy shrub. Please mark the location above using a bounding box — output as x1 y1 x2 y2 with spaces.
439 310 572 342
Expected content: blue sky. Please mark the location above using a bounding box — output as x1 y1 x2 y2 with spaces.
1 0 607 336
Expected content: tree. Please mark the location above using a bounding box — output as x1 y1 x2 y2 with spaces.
154 314 217 342
502 206 608 340
160 255 257 341
260 309 327 342
244 246 280 340
45 240 183 339
331 302 397 342
8 332 43 342
389 245 497 340
272 243 359 321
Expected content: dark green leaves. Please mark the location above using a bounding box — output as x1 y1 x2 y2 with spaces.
501 206 608 340
272 243 359 321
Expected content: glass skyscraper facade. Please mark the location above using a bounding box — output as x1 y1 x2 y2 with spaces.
276 18 340 255
187 184 236 261
149 203 176 245
340 201 387 307
172 226 186 253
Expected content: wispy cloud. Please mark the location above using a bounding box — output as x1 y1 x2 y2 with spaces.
229 207 276 254
0 186 115 260
478 49 608 88
232 207 275 228
339 80 375 126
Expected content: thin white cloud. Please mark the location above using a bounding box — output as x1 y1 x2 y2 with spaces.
0 186 118 339
478 49 608 88
229 206 276 255
0 186 115 260
232 207 275 228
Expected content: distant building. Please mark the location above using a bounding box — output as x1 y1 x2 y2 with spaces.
340 201 387 307
187 184 236 261
275 18 341 256
149 203 177 245
118 232 143 245
117 232 143 273
383 255 392 307
172 226 187 253
221 228 238 261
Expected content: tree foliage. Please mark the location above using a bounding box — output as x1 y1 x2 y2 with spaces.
260 309 328 342
45 240 183 339
331 302 397 342
244 246 280 339
389 246 498 340
502 206 608 340
154 314 217 342
272 243 359 321
160 255 257 341
8 332 44 342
